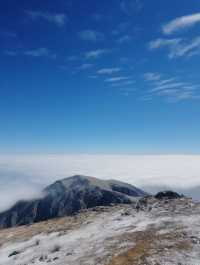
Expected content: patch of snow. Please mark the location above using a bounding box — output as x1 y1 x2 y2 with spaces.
0 209 153 265
1 199 200 265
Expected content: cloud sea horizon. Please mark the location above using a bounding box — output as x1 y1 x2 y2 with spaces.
0 154 200 212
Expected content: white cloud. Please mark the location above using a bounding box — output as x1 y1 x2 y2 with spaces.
85 49 109 59
148 38 181 50
26 11 67 27
78 63 93 70
156 78 176 86
163 13 200 35
151 82 186 92
175 37 200 58
23 48 53 57
67 55 78 61
97 68 121 75
148 14 200 62
120 0 143 15
149 37 200 59
105 76 130 82
144 73 200 101
4 48 56 59
155 88 199 102
0 154 200 211
112 22 130 36
111 80 136 87
117 35 132 44
79 30 104 42
143 72 161 81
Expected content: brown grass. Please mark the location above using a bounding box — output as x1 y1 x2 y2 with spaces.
107 229 192 265
108 241 150 265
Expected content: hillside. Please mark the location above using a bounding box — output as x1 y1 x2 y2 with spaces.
0 195 199 265
0 175 146 228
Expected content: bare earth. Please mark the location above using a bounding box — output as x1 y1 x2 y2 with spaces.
0 197 200 265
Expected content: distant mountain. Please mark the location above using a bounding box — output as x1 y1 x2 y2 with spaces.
143 185 200 201
0 175 147 229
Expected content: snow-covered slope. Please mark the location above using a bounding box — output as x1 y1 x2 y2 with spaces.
0 196 200 265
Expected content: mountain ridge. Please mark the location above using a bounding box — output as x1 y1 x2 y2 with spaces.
0 175 147 229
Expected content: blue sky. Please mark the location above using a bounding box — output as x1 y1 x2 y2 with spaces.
1 0 200 154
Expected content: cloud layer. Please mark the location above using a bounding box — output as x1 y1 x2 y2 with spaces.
0 154 200 211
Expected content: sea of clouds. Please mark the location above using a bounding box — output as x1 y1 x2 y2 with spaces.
0 154 200 212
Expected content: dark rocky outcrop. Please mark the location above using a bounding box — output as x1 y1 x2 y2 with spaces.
155 191 182 200
0 175 147 229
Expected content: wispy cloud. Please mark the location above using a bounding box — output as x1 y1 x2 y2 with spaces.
97 68 121 75
0 30 17 38
149 37 200 58
85 49 109 59
156 78 176 86
153 87 200 102
148 38 181 50
79 30 104 42
163 13 200 35
150 82 186 92
5 48 56 59
67 56 78 61
112 22 130 36
143 72 161 81
111 80 136 87
120 0 143 15
77 63 93 70
26 10 67 27
105 76 130 82
117 35 132 44
143 72 200 101
23 48 54 57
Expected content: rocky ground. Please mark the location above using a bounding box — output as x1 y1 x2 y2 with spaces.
0 196 200 265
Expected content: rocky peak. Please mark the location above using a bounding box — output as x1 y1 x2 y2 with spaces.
0 175 147 229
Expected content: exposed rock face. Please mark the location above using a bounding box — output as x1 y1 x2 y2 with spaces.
0 175 147 229
155 190 181 200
